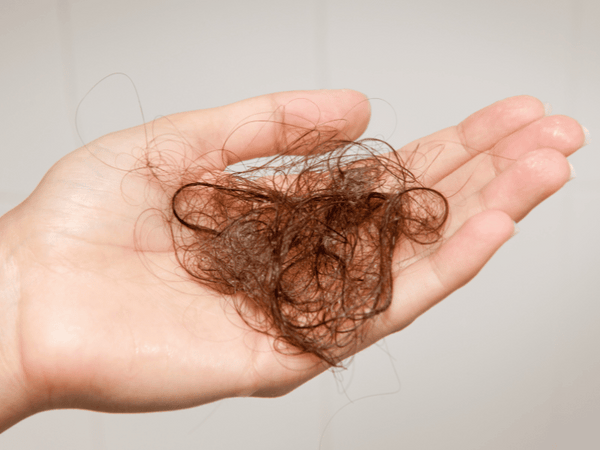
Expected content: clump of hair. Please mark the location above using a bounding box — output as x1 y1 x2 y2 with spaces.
169 137 448 366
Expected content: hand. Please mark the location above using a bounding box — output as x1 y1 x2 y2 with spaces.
0 90 585 431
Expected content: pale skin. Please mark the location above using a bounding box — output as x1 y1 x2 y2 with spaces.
0 90 586 432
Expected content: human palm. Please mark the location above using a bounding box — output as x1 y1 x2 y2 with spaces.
1 90 584 421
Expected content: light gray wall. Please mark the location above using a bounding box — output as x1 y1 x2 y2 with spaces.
1 0 598 448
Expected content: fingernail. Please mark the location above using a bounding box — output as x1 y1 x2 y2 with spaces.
511 221 520 238
568 162 577 181
543 103 553 116
582 126 591 146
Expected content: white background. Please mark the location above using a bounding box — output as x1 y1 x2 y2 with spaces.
1 0 598 448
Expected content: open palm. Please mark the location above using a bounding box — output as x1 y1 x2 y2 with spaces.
1 90 584 424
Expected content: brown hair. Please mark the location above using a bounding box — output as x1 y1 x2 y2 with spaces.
167 134 448 366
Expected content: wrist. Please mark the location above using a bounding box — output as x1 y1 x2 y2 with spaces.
0 207 39 432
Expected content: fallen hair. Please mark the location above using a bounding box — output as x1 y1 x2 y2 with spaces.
169 137 448 366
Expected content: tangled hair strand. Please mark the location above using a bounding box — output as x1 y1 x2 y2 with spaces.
169 137 448 366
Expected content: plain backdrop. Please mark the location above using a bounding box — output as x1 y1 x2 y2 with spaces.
1 0 598 449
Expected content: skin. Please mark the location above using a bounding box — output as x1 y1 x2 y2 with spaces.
0 90 585 432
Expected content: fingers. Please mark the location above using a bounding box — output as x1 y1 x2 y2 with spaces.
434 114 585 198
163 89 371 168
433 114 584 236
443 149 571 238
374 100 584 337
379 210 515 335
479 149 572 221
397 96 546 186
488 114 586 172
373 147 571 337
